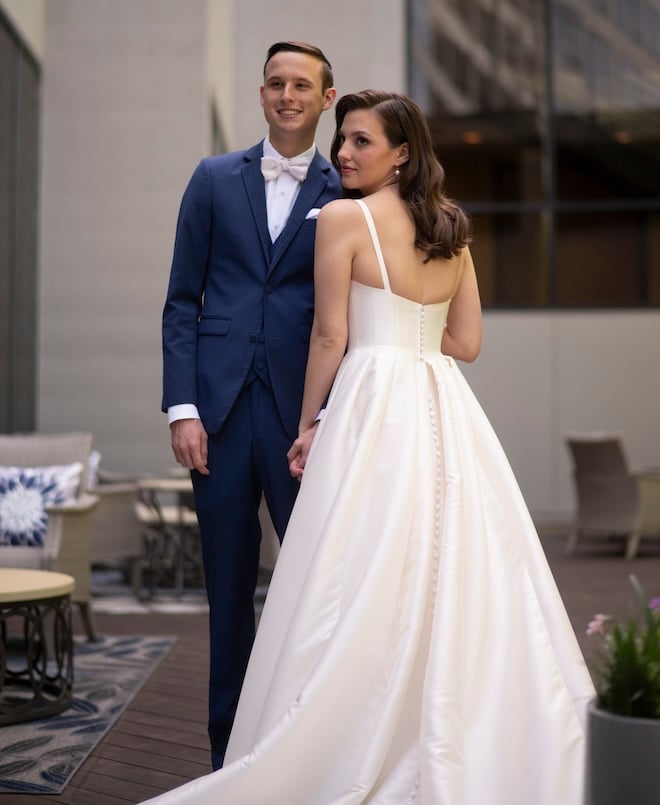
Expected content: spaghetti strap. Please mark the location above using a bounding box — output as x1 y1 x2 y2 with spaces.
354 199 391 292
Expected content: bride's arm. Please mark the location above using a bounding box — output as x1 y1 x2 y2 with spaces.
297 201 356 434
441 247 482 362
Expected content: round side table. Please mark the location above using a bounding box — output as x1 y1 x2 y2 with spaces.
0 568 75 725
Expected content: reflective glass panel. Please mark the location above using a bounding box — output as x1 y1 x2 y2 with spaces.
556 210 660 307
470 212 550 308
409 0 548 203
553 1 660 200
409 0 660 307
0 13 39 431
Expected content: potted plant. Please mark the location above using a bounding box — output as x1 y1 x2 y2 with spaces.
585 575 660 805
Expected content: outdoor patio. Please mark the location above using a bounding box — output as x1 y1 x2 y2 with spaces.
5 527 660 804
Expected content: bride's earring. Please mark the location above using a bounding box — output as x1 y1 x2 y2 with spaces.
395 167 400 177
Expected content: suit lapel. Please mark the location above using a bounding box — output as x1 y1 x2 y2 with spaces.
242 142 272 264
269 153 331 274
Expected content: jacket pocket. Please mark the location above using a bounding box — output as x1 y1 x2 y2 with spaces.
198 317 232 336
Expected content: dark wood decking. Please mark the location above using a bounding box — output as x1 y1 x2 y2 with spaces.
5 530 660 804
6 611 212 804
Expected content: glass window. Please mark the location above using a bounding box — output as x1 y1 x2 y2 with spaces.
641 5 660 58
648 212 660 305
588 0 608 14
470 212 550 308
435 121 544 204
0 23 13 422
0 12 39 432
556 211 649 307
408 0 660 308
618 0 642 43
554 6 585 79
556 113 660 201
478 7 496 50
409 0 546 117
555 2 659 112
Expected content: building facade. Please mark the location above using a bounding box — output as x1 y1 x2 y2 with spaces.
1 0 658 521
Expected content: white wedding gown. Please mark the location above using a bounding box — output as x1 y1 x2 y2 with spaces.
143 200 594 804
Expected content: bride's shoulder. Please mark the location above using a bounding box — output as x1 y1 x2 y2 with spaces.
318 198 364 224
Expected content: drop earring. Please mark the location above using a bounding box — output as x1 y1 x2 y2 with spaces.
395 167 400 177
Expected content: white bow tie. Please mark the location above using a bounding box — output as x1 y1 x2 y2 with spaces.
260 155 310 182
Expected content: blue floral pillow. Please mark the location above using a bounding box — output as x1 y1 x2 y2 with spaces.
0 463 83 547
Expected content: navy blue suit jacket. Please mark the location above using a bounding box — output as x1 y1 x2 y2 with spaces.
162 141 342 439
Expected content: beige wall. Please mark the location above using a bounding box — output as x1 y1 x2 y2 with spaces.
231 0 407 155
0 0 44 59
13 0 660 521
38 0 209 474
205 0 234 151
462 312 660 520
36 0 407 477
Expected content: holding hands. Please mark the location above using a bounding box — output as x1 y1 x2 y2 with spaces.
287 422 319 481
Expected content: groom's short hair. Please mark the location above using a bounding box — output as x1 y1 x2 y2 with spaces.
264 41 334 93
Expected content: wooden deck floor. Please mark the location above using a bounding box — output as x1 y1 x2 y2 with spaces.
5 530 660 804
7 608 212 804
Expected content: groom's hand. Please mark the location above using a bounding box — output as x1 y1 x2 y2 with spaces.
171 418 210 475
287 423 319 481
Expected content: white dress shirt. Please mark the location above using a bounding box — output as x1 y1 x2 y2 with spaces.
168 139 316 425
263 139 315 241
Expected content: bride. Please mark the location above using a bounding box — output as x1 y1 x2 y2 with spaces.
142 89 594 805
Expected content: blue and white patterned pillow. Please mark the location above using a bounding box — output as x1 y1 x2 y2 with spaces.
0 463 83 547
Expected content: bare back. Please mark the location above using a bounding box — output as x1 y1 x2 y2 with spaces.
349 193 463 306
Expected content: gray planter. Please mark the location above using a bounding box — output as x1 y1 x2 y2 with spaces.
585 698 660 805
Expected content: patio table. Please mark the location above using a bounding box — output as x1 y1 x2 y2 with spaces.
0 567 74 724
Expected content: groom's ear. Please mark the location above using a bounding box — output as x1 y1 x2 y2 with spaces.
322 87 337 111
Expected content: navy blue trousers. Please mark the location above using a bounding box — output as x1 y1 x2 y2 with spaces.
191 378 299 770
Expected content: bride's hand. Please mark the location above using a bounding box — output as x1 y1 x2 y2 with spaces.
287 423 319 481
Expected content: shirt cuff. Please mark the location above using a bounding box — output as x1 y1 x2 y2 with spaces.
167 403 201 425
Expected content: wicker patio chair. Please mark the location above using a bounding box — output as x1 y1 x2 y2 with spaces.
0 431 99 639
565 432 660 559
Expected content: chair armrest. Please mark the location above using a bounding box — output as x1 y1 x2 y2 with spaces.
93 482 138 496
46 493 99 514
633 472 660 533
97 469 149 484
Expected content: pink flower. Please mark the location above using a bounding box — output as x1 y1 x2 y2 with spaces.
649 598 660 612
586 613 611 636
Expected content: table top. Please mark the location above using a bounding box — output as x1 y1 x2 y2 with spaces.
0 568 75 602
138 477 193 492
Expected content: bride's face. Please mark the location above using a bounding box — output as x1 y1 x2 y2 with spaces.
335 108 406 195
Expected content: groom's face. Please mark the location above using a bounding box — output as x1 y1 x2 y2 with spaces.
260 51 335 153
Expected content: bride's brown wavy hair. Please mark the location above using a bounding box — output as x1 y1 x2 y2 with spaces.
330 90 471 260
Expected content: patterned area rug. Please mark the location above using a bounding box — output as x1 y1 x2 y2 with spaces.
0 634 176 795
90 567 269 616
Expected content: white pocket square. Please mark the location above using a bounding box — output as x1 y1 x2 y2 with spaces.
305 208 321 220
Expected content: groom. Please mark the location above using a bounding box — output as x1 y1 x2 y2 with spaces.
162 41 340 769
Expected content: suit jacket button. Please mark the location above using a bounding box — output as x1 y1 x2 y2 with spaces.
249 334 258 343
